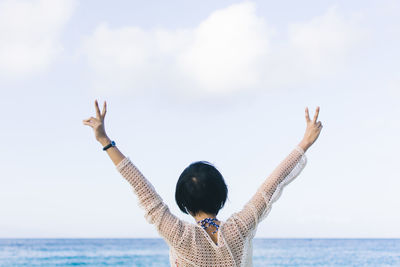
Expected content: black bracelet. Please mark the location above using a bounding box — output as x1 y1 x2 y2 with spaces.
103 140 116 151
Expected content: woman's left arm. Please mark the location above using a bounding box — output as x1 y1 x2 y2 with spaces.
83 100 125 166
83 100 186 246
116 156 186 246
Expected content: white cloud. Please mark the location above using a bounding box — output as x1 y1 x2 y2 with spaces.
287 6 363 76
82 23 192 94
177 2 271 95
0 0 75 76
261 6 364 89
83 2 270 96
83 2 364 96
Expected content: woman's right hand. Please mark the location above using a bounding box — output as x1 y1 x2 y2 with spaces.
299 106 323 152
82 99 110 144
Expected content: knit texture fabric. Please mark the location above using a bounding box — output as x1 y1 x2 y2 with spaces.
116 146 307 267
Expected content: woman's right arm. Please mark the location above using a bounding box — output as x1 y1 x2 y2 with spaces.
230 107 323 237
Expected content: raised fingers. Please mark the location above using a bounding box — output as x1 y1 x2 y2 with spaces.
101 101 107 118
95 100 101 119
313 106 320 123
305 107 310 122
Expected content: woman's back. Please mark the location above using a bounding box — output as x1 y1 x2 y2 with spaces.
166 219 252 266
116 146 307 266
84 102 322 266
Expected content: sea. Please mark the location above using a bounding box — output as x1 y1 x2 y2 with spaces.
0 238 399 266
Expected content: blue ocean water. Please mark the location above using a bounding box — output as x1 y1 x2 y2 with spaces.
0 238 399 266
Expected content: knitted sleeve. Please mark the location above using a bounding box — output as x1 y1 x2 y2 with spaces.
231 146 307 237
116 157 186 246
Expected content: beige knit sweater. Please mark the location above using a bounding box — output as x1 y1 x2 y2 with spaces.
116 146 307 267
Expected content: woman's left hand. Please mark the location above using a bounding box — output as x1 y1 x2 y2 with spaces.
83 100 109 143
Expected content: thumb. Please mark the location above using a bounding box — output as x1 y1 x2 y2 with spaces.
83 119 93 127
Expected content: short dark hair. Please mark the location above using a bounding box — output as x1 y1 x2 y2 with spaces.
175 161 228 216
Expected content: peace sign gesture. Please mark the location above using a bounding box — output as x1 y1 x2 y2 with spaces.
299 106 323 151
83 100 109 143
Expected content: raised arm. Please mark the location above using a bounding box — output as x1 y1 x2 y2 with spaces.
298 106 323 153
83 100 186 246
82 100 125 166
230 107 323 237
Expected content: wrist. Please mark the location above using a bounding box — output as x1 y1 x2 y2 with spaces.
298 139 311 152
98 136 111 147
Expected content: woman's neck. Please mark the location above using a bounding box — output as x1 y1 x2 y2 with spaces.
193 211 217 223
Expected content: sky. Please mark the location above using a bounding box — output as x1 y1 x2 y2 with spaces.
0 0 399 238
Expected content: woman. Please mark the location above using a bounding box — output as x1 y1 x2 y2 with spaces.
83 100 323 267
